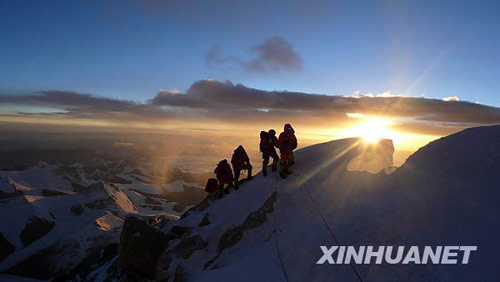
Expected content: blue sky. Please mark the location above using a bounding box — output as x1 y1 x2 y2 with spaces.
1 0 500 106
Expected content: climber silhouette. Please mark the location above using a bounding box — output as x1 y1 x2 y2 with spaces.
260 129 279 177
214 159 234 195
278 123 297 179
231 145 253 189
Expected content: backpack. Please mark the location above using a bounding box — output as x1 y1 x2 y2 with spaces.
215 160 229 175
232 145 249 167
205 178 219 193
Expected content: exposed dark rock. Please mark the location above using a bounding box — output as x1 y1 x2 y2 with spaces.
7 239 117 280
53 244 119 282
145 197 162 205
198 214 211 227
155 252 173 281
100 172 132 184
172 203 185 212
118 215 170 279
180 192 220 219
70 203 84 215
0 189 23 200
170 226 191 239
146 214 170 229
131 168 148 177
172 236 208 259
218 192 276 253
20 216 55 246
129 174 153 184
0 232 15 263
105 257 123 282
56 165 83 184
70 181 87 192
85 198 114 210
41 189 68 197
173 265 187 282
6 242 73 279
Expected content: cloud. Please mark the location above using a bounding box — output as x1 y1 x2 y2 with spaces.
0 90 178 122
347 113 364 118
347 90 405 98
2 79 500 137
205 36 302 73
443 96 460 102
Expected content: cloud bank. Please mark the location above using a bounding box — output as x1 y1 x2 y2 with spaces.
1 79 500 136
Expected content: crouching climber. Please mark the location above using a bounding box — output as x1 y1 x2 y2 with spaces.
214 159 234 195
260 129 279 177
231 145 252 189
205 178 219 193
278 123 297 179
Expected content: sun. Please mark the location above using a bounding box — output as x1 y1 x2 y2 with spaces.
348 118 393 143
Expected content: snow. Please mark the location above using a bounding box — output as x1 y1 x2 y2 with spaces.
0 274 44 281
164 180 185 193
0 157 189 278
160 126 500 281
95 212 124 232
2 125 500 280
0 166 74 195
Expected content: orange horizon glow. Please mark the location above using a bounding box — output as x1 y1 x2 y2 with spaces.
0 114 444 158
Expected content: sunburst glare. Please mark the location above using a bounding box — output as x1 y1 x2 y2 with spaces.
347 118 394 143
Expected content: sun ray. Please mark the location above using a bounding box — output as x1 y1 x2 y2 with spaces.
346 118 394 143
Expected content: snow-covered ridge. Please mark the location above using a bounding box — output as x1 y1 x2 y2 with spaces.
120 126 500 282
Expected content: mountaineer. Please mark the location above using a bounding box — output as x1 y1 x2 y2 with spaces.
260 129 279 177
231 145 253 189
278 123 297 179
214 159 234 194
204 177 219 194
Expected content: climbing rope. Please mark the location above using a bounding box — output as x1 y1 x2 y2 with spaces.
301 179 364 282
267 167 290 282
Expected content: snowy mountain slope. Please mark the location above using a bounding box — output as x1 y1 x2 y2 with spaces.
148 126 500 282
152 138 392 281
0 159 203 279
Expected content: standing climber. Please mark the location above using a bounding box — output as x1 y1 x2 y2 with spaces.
260 129 279 176
214 159 234 194
231 145 253 189
278 123 297 179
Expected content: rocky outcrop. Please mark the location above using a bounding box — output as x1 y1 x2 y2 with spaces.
0 178 23 199
170 226 191 239
0 232 15 263
20 216 55 246
70 203 84 215
118 215 170 279
180 192 220 219
41 189 69 197
6 239 118 280
173 203 185 212
0 189 23 200
172 236 208 259
156 235 208 281
218 192 276 253
198 214 211 227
